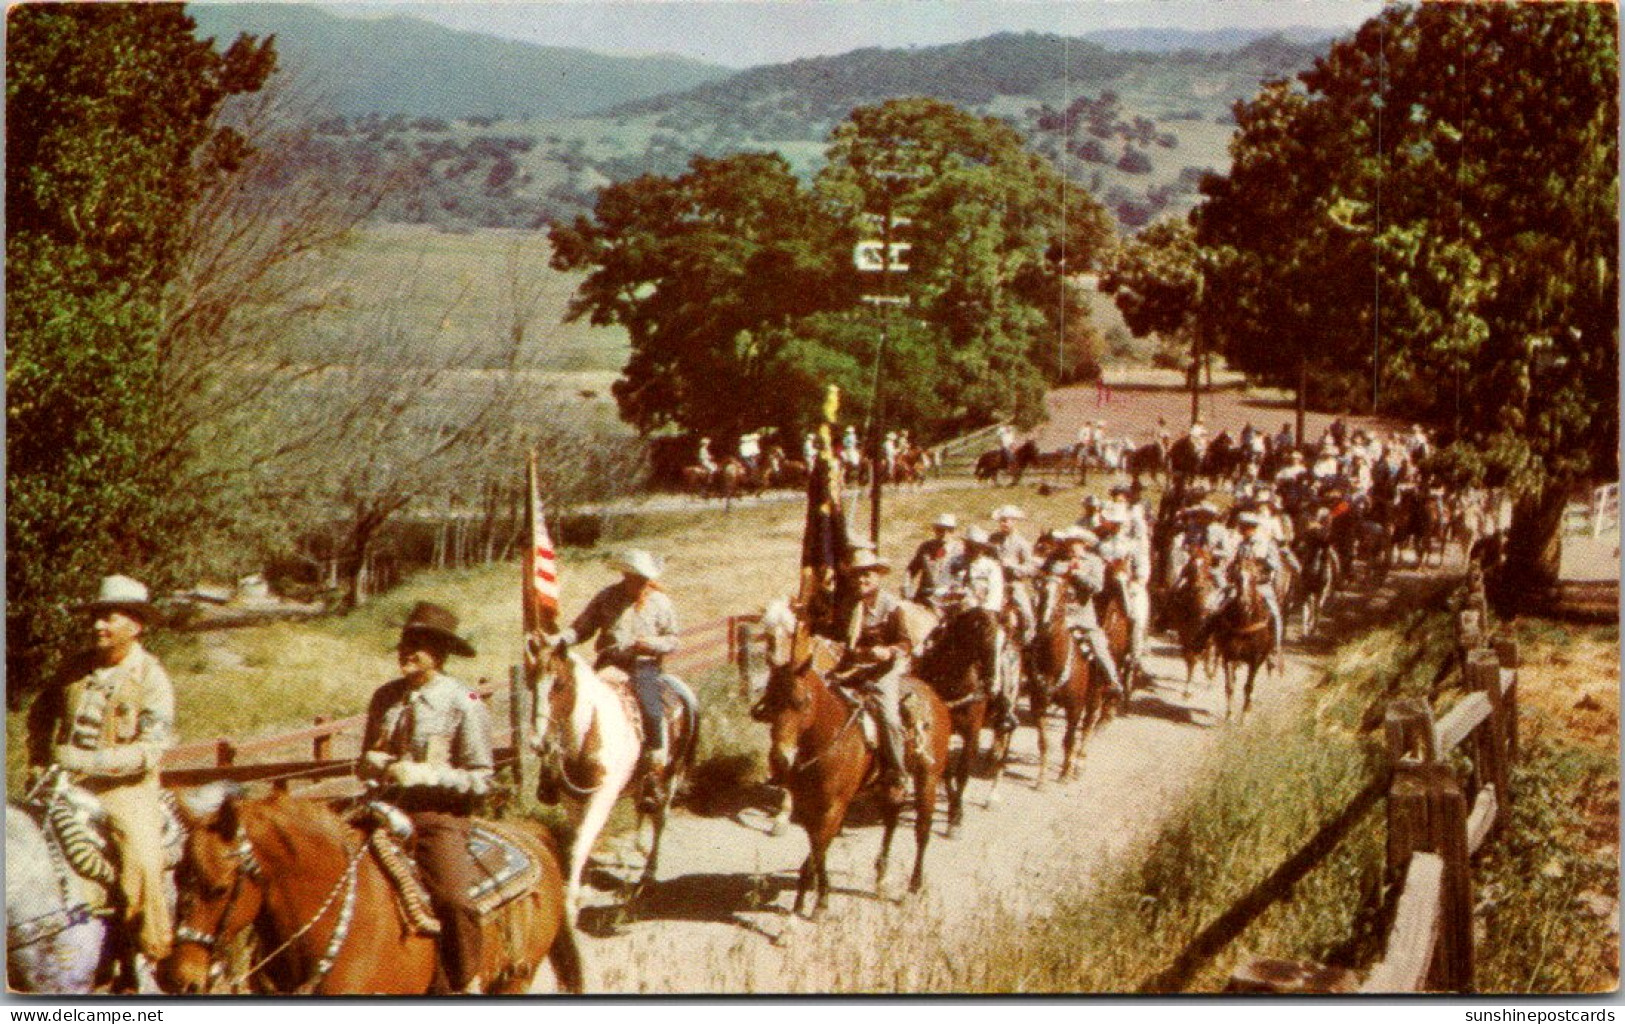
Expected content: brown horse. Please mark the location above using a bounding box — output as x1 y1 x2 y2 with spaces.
1027 574 1124 784
1210 558 1275 720
750 609 950 918
160 786 581 995
1167 546 1220 698
912 601 1010 834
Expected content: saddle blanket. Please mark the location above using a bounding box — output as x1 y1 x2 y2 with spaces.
371 819 552 934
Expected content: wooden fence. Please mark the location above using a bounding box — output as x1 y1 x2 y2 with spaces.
1227 633 1521 995
158 613 758 792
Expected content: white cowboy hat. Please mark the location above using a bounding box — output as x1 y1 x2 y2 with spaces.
964 525 994 548
1099 506 1129 525
79 574 158 624
1237 511 1262 527
1061 526 1099 547
615 549 664 580
933 513 958 530
846 550 890 575
991 505 1026 521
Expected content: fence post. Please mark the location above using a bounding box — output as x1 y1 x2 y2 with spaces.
1465 649 1510 814
1384 697 1439 766
215 739 237 768
1493 636 1520 762
312 716 331 761
1425 764 1473 992
735 618 756 697
508 664 531 797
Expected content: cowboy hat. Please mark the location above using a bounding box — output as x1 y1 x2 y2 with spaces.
1109 482 1133 497
79 575 158 624
991 505 1026 521
399 601 477 658
1060 526 1099 547
964 525 994 548
615 549 664 580
1237 511 1262 527
1099 506 1129 525
933 513 958 530
846 550 890 575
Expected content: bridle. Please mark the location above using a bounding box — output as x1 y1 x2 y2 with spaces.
530 648 608 799
174 825 365 994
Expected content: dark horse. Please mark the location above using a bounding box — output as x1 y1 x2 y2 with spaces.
913 602 1013 834
1167 546 1220 699
750 608 951 918
1026 574 1127 784
1294 529 1338 638
1126 440 1168 488
1208 558 1275 720
974 440 1038 486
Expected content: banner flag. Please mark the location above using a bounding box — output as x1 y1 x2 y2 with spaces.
523 451 560 670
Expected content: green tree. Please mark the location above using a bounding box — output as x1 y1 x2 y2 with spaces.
1197 3 1618 610
817 97 1113 431
550 152 855 439
6 4 274 697
1099 216 1213 423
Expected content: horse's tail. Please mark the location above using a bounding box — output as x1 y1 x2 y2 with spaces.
681 702 702 774
547 918 586 993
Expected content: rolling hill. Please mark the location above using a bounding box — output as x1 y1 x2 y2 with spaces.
185 3 731 118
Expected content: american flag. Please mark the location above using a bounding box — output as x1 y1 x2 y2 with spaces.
523 452 560 650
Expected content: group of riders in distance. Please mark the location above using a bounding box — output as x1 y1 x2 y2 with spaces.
684 425 934 498
10 411 1501 995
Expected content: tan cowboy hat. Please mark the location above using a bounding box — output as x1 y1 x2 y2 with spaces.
399 601 477 658
933 513 958 530
79 575 158 624
991 504 1026 521
615 549 664 580
846 550 890 575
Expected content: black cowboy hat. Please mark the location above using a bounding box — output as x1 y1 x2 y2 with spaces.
398 601 477 658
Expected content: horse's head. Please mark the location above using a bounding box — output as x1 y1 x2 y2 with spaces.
161 783 265 994
526 634 583 761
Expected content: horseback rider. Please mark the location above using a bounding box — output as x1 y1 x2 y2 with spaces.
562 550 700 774
1096 507 1151 671
1170 499 1220 583
906 513 964 609
997 424 1017 468
1223 513 1286 661
989 505 1038 646
1047 528 1124 699
1077 493 1105 534
802 431 818 466
738 431 762 477
831 551 912 792
697 436 717 476
953 527 1020 728
882 431 899 478
358 602 492 994
839 425 862 478
26 575 175 991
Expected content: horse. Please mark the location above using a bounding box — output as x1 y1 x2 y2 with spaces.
1209 557 1275 720
974 440 1038 486
527 641 698 927
1127 440 1169 487
1166 547 1221 699
891 446 930 487
750 604 950 918
680 464 720 499
1294 530 1339 638
911 599 1011 832
160 785 581 995
1026 574 1121 785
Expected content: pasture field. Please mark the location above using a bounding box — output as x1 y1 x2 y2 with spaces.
291 224 630 376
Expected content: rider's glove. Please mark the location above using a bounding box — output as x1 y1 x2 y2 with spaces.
385 759 438 788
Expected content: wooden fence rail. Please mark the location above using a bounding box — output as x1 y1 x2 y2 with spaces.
158 613 756 790
1229 625 1520 995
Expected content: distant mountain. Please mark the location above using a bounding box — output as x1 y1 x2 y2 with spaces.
186 3 732 118
1078 25 1337 52
603 30 1323 133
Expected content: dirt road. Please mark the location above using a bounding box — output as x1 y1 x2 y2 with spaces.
541 561 1451 994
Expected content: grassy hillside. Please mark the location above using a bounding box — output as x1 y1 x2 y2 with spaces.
187 3 730 119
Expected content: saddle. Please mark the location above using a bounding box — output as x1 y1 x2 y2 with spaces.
596 666 688 750
365 811 553 936
27 769 184 893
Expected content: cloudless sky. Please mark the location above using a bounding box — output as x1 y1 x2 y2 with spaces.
313 0 1384 67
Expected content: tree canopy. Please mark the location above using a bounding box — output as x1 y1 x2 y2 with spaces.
1195 2 1617 603
6 4 275 693
552 97 1114 444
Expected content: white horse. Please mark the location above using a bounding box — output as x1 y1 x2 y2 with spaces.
527 641 697 926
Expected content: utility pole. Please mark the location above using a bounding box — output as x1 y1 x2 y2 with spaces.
855 170 914 548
